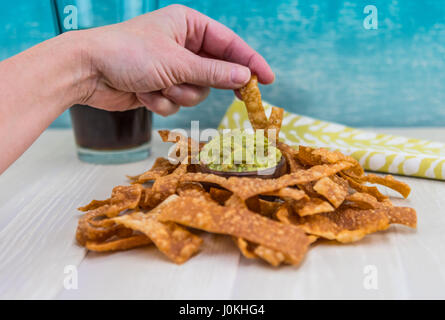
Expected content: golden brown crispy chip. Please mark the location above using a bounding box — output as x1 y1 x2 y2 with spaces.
294 198 334 216
152 164 188 199
263 187 308 202
346 192 380 209
234 238 257 259
78 199 110 212
313 176 348 208
298 146 363 176
340 173 388 201
79 184 144 219
239 75 268 130
277 142 302 173
86 235 152 252
386 206 417 228
223 161 355 200
158 194 311 265
113 195 203 264
76 209 126 246
128 157 176 184
293 206 416 243
209 187 233 205
253 245 289 267
266 106 284 140
361 174 411 198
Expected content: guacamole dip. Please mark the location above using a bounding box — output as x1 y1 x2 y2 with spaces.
199 130 282 172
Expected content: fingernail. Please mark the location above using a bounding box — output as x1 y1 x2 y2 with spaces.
231 67 251 85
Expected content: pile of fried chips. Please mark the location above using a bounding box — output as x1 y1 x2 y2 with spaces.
75 76 417 267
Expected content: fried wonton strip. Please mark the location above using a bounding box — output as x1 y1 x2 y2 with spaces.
253 245 288 267
361 174 411 198
298 146 364 176
196 193 303 267
78 199 110 212
277 142 302 173
128 157 176 184
180 161 354 200
158 195 311 265
234 238 257 259
85 235 152 252
346 192 380 209
209 188 233 205
386 207 417 228
113 195 203 264
258 199 282 217
266 106 284 140
294 198 334 216
76 209 125 245
293 206 416 243
340 173 388 201
78 184 144 220
224 161 355 200
263 187 308 202
152 164 188 199
239 75 268 130
313 177 348 208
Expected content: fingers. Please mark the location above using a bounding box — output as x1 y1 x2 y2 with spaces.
182 6 275 84
137 84 210 116
136 92 180 117
180 50 251 89
162 84 210 106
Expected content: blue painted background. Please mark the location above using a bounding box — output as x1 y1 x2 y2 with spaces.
1 0 445 128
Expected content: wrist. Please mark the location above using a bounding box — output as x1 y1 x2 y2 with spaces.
56 31 98 108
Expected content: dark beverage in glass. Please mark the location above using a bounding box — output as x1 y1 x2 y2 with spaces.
70 105 152 163
51 0 156 163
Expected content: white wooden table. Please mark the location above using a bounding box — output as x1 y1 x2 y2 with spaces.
1 128 444 299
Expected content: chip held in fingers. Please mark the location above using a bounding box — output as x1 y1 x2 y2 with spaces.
74 75 417 268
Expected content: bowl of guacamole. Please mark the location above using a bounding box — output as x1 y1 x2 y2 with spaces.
199 130 286 178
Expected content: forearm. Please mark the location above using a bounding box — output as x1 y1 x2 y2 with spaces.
0 31 93 173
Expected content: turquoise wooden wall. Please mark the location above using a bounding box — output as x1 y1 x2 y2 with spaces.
1 0 445 128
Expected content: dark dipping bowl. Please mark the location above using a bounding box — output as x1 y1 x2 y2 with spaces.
199 156 287 179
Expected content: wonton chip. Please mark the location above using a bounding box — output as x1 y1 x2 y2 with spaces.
128 157 176 184
293 206 416 243
298 146 363 176
277 142 302 173
361 174 411 198
113 195 203 264
158 194 311 265
266 106 284 141
263 187 308 202
222 161 355 200
209 187 232 204
86 234 152 252
313 177 348 208
340 173 388 201
293 198 334 217
346 192 380 209
239 75 268 130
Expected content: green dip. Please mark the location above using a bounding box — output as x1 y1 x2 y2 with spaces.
199 130 282 172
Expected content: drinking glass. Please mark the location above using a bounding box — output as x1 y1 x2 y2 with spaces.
51 0 158 164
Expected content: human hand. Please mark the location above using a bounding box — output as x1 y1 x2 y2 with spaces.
77 4 274 116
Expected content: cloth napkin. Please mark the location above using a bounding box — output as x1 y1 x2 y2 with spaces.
218 99 445 180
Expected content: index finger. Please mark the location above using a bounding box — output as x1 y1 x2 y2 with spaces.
183 7 275 84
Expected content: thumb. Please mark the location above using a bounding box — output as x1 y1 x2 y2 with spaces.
181 52 251 89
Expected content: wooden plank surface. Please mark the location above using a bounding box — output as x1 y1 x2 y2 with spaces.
0 128 444 299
